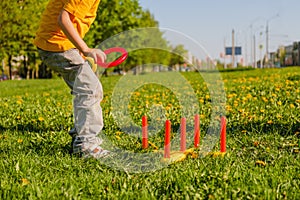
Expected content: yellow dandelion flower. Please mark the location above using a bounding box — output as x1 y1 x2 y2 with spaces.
277 101 282 106
267 120 273 124
276 114 282 119
38 117 44 121
290 104 295 109
246 94 252 99
16 100 23 105
262 97 268 102
227 94 234 99
165 106 171 110
17 139 23 143
115 136 121 140
115 131 122 136
255 160 266 167
21 178 30 186
253 141 259 147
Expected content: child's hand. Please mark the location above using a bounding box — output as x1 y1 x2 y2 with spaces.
84 48 107 64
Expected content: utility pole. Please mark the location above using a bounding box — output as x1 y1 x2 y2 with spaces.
253 35 256 68
265 13 279 68
265 23 269 66
232 29 235 68
223 37 227 69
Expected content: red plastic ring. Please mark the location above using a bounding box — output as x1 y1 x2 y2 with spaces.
97 47 128 68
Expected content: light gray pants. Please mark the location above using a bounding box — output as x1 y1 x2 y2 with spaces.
38 48 103 140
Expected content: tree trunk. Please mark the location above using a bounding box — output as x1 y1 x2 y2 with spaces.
8 55 12 80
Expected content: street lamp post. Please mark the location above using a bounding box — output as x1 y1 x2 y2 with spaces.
265 14 279 68
249 17 264 68
252 26 264 68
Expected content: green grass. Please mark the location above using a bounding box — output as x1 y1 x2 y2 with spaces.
0 67 299 199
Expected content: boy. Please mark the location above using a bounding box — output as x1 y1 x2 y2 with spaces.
33 0 110 158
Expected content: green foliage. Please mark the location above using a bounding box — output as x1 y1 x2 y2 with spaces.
0 0 188 78
0 67 299 199
0 0 48 58
169 44 188 66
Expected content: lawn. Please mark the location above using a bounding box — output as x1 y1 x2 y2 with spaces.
0 67 299 199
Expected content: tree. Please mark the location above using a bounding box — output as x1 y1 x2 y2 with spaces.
0 0 188 78
169 44 188 67
0 0 48 79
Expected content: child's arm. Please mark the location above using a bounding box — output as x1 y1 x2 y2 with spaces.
58 9 106 63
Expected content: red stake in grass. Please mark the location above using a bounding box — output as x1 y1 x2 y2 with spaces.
220 116 226 152
194 114 200 148
164 120 171 158
180 117 186 152
142 116 148 149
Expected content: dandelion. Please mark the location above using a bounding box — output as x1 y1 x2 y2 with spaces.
43 92 50 96
262 97 268 102
255 160 266 167
276 114 282 119
16 99 23 105
253 141 259 147
21 178 30 186
17 139 23 143
38 116 44 122
246 93 252 99
115 131 122 136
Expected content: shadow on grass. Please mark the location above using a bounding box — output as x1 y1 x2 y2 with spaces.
228 121 300 136
0 120 298 158
0 123 72 156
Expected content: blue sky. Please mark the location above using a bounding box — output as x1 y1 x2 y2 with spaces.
138 0 300 64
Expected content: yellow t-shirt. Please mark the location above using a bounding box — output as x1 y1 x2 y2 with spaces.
34 0 100 52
